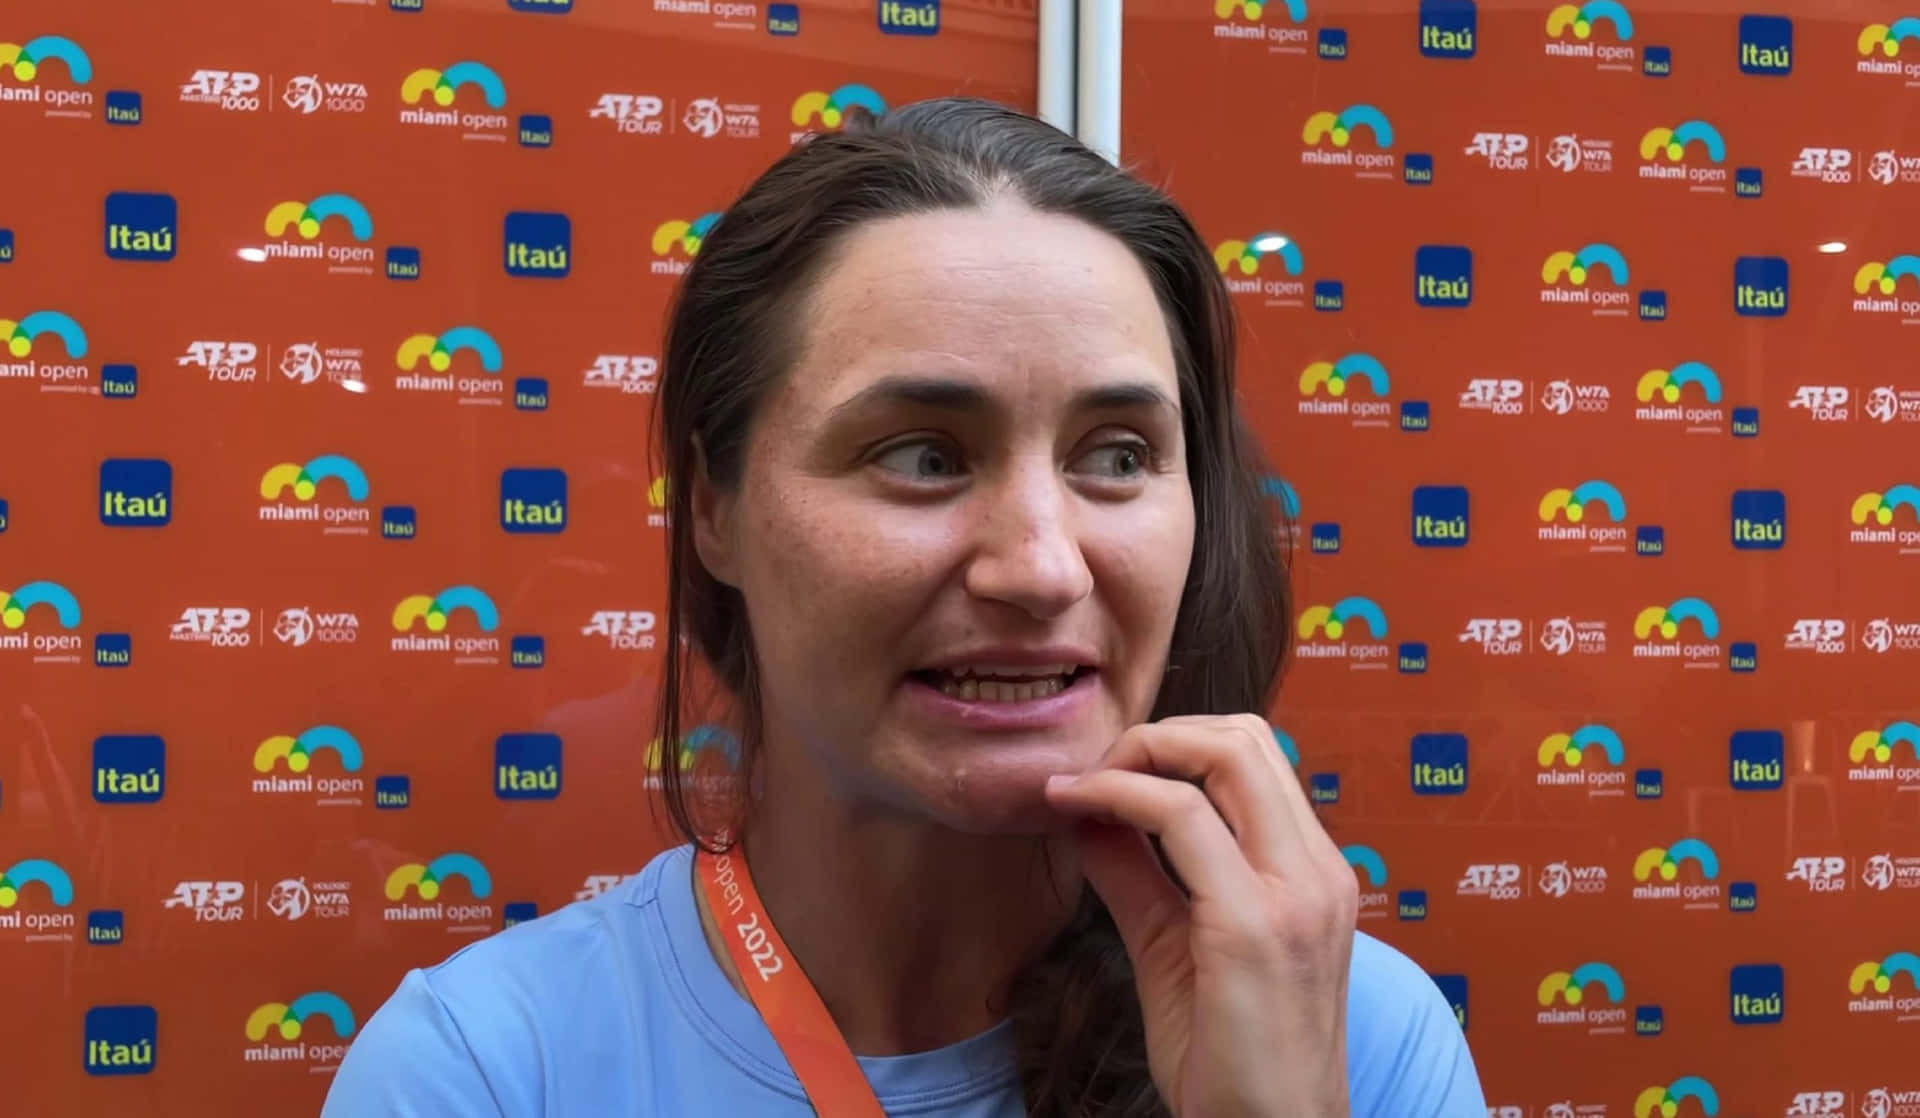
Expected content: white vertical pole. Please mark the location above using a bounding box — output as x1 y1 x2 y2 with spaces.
1075 0 1121 164
1038 0 1076 135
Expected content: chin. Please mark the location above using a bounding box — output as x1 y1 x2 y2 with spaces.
891 738 1099 836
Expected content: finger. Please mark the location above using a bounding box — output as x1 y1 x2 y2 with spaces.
1069 820 1189 964
1083 718 1310 879
1161 713 1343 867
1047 769 1263 913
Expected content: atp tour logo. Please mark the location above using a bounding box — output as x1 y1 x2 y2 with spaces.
1787 855 1848 893
1211 0 1313 55
582 611 656 649
398 61 510 140
382 852 494 933
243 992 355 1071
1297 355 1391 426
0 857 77 940
1457 862 1524 901
584 355 658 394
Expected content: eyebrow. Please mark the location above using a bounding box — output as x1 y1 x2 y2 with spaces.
828 375 1180 421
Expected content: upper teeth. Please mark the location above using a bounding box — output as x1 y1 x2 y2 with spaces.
945 664 1074 679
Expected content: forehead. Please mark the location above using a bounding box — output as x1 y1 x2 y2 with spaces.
783 201 1178 406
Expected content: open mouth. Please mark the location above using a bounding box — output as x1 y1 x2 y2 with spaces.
908 664 1094 703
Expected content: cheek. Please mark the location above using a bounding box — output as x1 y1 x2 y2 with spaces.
1089 497 1194 645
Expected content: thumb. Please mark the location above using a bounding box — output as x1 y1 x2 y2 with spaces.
1072 820 1188 962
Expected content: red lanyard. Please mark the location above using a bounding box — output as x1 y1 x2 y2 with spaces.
696 844 889 1118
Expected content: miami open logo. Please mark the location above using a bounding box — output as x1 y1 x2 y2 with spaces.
399 61 508 138
0 34 94 115
383 852 494 932
0 857 75 937
1858 19 1920 79
259 455 372 532
1297 355 1391 426
1853 254 1920 319
1849 953 1920 1018
1537 480 1629 549
1850 483 1920 553
1211 0 1311 52
644 724 740 794
1631 838 1721 908
1300 104 1395 177
1 309 91 389
1213 232 1312 306
1536 962 1629 1032
650 213 722 276
253 726 366 803
395 327 505 402
1536 725 1628 793
1633 361 1725 433
244 992 355 1069
259 194 376 274
0 579 83 661
1539 243 1633 313
789 82 885 141
1631 598 1722 666
1340 844 1392 918
1295 596 1391 667
1633 1077 1719 1117
1544 2 1636 68
1637 119 1729 188
391 585 502 663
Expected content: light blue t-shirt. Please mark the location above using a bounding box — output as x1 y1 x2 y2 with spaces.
323 844 1486 1116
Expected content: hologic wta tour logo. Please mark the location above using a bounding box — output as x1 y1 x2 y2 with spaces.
1850 483 1920 554
0 857 76 941
243 992 354 1071
1 309 94 394
391 585 502 664
650 213 721 277
253 726 367 806
1300 104 1396 180
1543 2 1635 71
1637 119 1730 191
1631 597 1723 667
1853 254 1920 322
1211 0 1314 56
1632 838 1722 909
1848 953 1920 1019
0 34 96 119
383 852 494 934
1537 725 1629 795
789 83 886 142
1857 19 1920 82
395 326 505 405
259 455 371 535
1297 355 1391 427
1634 1077 1720 1117
0 579 85 663
1536 962 1633 1034
1634 361 1726 434
1538 481 1630 552
399 61 510 140
257 194 376 276
1213 232 1341 310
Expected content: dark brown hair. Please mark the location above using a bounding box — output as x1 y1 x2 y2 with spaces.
650 97 1292 1118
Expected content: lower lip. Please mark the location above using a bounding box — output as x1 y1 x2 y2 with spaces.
902 672 1098 732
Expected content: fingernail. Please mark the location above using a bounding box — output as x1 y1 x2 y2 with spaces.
1045 774 1077 793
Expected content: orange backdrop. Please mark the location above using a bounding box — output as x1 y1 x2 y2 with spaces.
4 0 1917 1114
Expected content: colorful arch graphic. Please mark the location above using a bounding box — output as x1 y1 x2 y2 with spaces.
651 213 723 258
1851 485 1920 527
1297 597 1389 640
1272 727 1301 766
790 83 887 129
1299 354 1390 398
1538 481 1627 524
646 728 743 774
648 474 670 509
1634 1077 1720 1118
396 327 503 374
263 194 375 242
1213 233 1304 277
1301 104 1394 149
400 61 507 108
1261 477 1302 518
253 726 366 775
245 992 356 1043
392 586 500 633
1541 243 1630 286
0 858 74 908
1849 722 1920 764
1633 598 1720 641
1 310 88 359
1632 838 1720 882
0 581 81 630
1341 845 1388 887
259 455 371 503
1537 962 1626 1006
1546 1 1634 40
1636 362 1722 405
1639 120 1727 164
1214 0 1309 20
1858 19 1920 58
384 852 493 901
0 35 92 83
1853 255 1920 297
1538 724 1625 767
1850 952 1920 995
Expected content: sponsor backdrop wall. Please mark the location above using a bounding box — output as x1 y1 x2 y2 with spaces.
2 0 1913 1113
1124 1 1920 1115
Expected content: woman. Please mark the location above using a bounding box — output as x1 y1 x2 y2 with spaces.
324 98 1486 1117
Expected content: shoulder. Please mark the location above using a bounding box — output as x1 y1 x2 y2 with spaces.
1342 931 1488 1117
322 848 686 1118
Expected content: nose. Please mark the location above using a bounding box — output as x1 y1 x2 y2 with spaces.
962 456 1094 619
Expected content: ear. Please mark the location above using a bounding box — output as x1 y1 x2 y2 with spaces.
688 437 741 588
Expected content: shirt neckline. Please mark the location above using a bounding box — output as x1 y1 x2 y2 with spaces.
641 844 1023 1111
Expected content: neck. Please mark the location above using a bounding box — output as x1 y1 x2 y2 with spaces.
694 777 1080 1057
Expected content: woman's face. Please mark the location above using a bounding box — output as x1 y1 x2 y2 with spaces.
694 197 1196 833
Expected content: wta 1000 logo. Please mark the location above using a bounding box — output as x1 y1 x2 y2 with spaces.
392 586 502 664
384 852 493 934
1631 838 1722 909
399 61 510 140
1300 105 1397 179
244 991 354 1071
